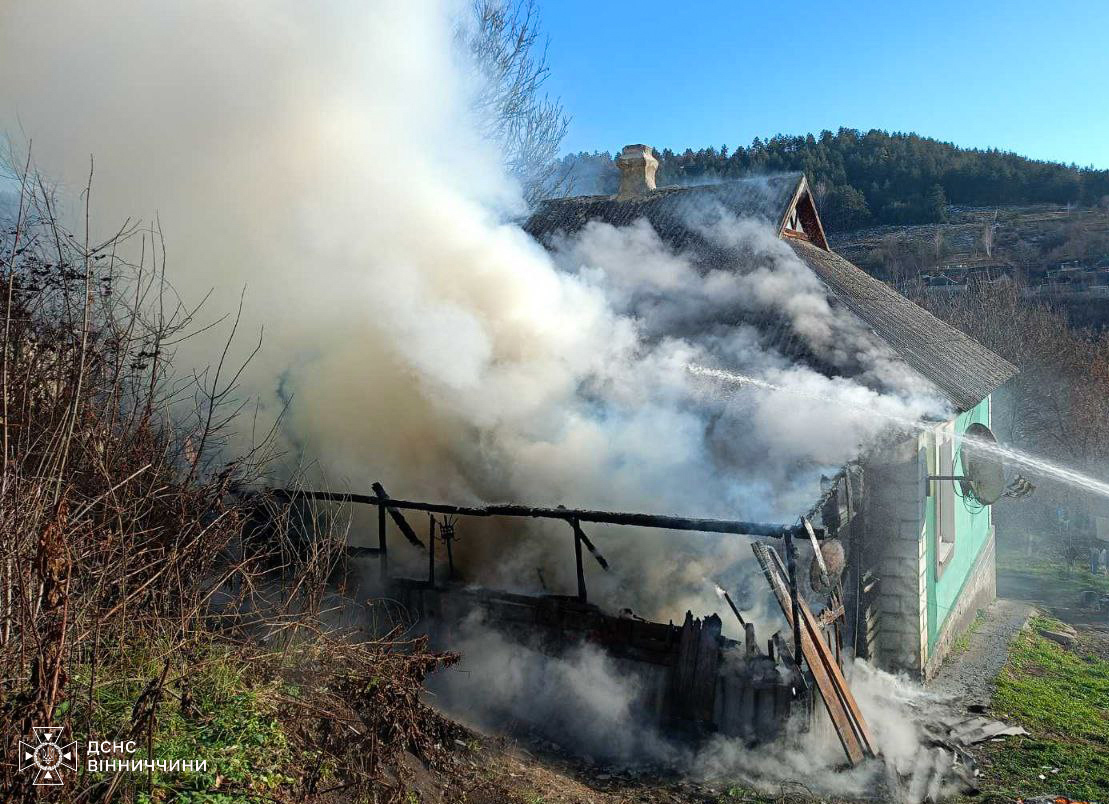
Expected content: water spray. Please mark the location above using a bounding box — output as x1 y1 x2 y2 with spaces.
690 363 1109 502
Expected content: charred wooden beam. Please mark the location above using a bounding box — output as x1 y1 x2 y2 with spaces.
572 519 587 603
573 524 609 571
377 498 388 582
785 531 803 666
744 622 758 658
427 514 436 587
272 488 821 539
720 588 746 628
444 524 456 580
372 482 425 548
803 516 830 592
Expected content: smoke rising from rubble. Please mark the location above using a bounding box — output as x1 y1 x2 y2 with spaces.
429 612 686 764
2 2 948 791
436 616 946 799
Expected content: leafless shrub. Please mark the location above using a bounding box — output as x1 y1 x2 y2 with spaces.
0 158 454 801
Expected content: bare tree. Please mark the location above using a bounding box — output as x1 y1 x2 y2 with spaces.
980 215 996 259
916 281 1109 563
464 0 570 204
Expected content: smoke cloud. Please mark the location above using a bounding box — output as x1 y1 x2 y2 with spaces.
0 1 965 796
0 0 950 626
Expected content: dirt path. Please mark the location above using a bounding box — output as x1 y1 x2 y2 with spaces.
929 598 1035 707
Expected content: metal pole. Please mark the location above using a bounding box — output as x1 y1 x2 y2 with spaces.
785 531 802 667
378 503 388 583
572 518 586 603
427 514 436 587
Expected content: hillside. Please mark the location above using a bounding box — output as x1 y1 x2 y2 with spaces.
830 202 1109 326
556 129 1109 232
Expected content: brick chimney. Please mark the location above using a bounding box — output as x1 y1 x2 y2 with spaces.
615 144 658 199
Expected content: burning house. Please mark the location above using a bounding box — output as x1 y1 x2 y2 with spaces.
523 144 1019 680
274 144 1018 758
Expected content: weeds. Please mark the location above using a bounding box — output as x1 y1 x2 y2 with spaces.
0 159 455 802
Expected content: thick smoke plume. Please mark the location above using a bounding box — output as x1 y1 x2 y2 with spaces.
0 0 946 624
2 0 955 794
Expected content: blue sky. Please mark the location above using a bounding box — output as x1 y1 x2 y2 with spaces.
540 0 1108 168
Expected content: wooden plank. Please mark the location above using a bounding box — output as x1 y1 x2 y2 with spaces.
427 514 436 586
816 604 846 627
752 542 865 765
274 488 823 539
691 614 722 723
572 520 587 602
803 516 830 591
372 482 425 548
744 622 758 658
672 612 701 720
768 547 878 758
574 524 610 571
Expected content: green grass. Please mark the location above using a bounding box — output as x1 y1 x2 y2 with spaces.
71 639 314 803
950 608 987 656
996 552 1109 596
976 616 1109 800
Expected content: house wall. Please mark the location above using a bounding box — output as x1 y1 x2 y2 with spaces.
863 436 928 674
860 395 997 679
922 396 996 678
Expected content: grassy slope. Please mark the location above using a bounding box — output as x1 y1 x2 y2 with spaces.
976 616 1109 801
73 642 306 803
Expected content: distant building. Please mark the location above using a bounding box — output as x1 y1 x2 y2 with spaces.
525 145 1018 679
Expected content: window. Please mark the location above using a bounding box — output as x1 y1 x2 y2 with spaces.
935 426 956 572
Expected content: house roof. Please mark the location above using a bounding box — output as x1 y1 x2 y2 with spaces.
524 171 1017 412
525 173 816 254
787 238 1017 411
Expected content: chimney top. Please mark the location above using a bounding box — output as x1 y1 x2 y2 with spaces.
615 144 658 199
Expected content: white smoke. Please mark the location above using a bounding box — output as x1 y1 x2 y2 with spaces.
692 659 942 798
1 3 955 789
0 0 949 629
436 614 948 800
429 611 685 764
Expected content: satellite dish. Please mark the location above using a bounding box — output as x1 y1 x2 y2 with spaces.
958 423 1007 505
927 423 1033 505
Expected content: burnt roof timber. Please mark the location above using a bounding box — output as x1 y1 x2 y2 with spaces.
272 488 823 539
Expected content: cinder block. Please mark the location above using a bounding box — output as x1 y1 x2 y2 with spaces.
879 596 902 614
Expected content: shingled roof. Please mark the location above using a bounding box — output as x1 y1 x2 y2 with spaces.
525 173 815 250
524 164 1016 412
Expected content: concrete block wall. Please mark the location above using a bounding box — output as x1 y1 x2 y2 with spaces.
864 435 930 677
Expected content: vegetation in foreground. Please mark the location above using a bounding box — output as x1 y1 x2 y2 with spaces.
974 616 1109 801
0 166 457 802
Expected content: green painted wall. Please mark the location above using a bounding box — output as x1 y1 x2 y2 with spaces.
925 395 992 651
